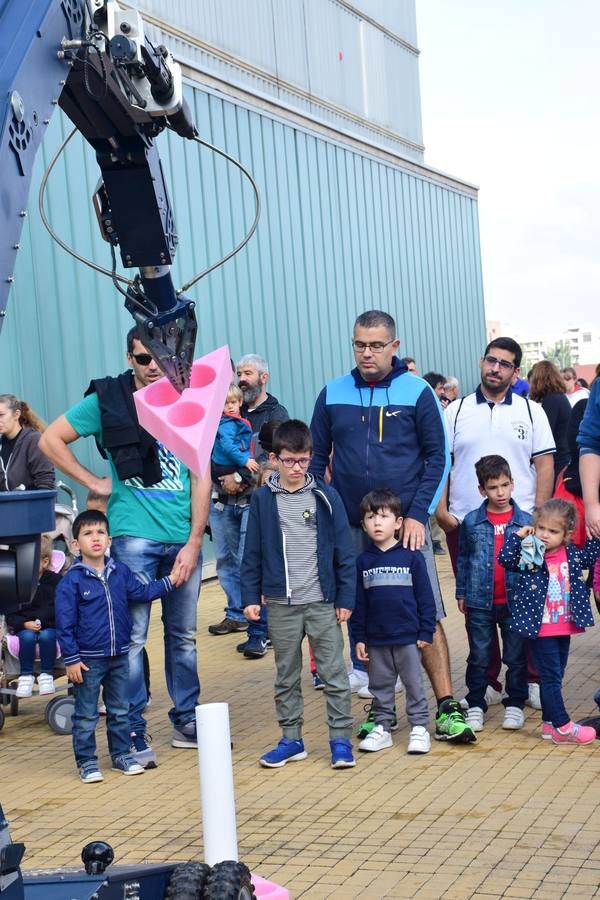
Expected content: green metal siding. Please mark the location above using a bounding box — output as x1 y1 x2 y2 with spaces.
0 80 484 492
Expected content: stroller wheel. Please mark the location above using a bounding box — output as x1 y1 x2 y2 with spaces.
46 696 75 735
10 694 18 717
0 707 4 731
0 691 11 706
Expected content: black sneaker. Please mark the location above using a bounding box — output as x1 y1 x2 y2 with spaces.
243 637 269 658
172 721 198 748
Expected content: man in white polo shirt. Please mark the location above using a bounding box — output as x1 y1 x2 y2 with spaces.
438 337 555 541
436 336 555 708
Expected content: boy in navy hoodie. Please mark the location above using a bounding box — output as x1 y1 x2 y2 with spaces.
242 420 356 770
353 489 437 754
56 510 180 783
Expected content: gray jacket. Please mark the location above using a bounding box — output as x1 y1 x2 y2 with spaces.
0 427 55 491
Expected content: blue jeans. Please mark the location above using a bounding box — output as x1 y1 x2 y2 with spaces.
17 628 57 674
111 535 202 734
72 655 130 766
209 500 249 622
465 605 527 711
530 635 571 728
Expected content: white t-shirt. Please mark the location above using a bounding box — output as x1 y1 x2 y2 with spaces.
567 386 590 407
445 387 556 521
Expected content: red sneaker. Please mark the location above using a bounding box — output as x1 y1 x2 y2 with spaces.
540 722 553 741
551 721 596 745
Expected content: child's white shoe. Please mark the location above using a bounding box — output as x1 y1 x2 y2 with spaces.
502 707 525 730
15 675 34 698
407 725 431 754
465 706 485 731
38 673 56 695
358 724 393 752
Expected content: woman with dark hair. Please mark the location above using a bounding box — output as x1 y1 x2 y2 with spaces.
0 394 55 491
529 361 571 480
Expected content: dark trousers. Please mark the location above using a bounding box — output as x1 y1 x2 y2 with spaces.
17 628 57 675
466 605 527 711
72 655 130 767
530 636 571 728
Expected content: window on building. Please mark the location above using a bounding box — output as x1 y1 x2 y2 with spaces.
583 333 591 342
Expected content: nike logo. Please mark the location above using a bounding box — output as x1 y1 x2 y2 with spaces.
83 591 91 596
385 410 400 417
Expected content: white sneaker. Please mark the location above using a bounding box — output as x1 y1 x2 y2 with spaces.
526 683 542 710
357 675 403 700
358 724 393 752
502 706 525 730
38 673 56 695
465 706 485 731
459 697 468 710
347 669 369 693
484 685 504 706
407 725 431 754
15 675 34 698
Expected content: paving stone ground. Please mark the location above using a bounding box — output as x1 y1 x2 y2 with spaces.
2 553 600 898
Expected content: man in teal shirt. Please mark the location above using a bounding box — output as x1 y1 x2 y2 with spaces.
40 328 210 767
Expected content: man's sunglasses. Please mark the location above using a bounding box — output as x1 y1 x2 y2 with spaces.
131 352 154 366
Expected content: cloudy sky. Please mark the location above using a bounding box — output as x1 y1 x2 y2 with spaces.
416 1 600 336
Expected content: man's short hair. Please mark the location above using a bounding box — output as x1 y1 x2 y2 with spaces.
360 488 402 520
272 419 312 455
354 310 395 337
475 455 512 487
401 357 416 367
236 354 269 376
72 509 110 540
126 327 143 354
484 336 522 369
423 372 446 391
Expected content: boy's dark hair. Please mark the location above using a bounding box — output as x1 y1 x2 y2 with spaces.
533 498 577 534
272 419 313 455
72 510 110 540
475 455 512 487
483 336 522 369
258 419 285 455
360 489 403 520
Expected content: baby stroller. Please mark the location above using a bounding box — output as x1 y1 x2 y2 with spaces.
0 548 75 735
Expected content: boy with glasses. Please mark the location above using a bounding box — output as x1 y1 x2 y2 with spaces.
242 420 356 769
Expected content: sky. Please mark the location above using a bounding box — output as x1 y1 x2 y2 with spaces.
415 1 600 337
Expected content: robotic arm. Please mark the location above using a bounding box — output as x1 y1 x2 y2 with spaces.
1 0 199 391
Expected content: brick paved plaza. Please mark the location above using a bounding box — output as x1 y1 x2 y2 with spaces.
2 555 600 898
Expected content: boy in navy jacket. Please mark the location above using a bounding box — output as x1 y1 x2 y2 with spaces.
353 489 437 755
242 420 356 770
56 510 179 783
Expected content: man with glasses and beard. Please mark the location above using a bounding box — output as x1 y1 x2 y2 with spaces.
40 328 210 767
435 337 555 712
310 310 478 744
207 354 289 658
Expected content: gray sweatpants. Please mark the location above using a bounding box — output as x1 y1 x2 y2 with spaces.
369 644 429 731
267 601 353 740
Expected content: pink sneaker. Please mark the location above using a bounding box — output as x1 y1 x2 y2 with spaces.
551 721 596 745
541 722 553 741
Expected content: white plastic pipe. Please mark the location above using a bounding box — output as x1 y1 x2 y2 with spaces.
195 702 238 865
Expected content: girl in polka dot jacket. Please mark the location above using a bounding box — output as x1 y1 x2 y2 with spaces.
498 498 600 745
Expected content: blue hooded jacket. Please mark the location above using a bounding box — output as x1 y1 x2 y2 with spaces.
310 358 450 526
55 557 172 665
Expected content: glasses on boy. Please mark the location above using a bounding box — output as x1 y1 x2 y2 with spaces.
277 456 312 469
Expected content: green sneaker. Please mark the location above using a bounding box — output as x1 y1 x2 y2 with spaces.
435 699 477 743
356 703 398 739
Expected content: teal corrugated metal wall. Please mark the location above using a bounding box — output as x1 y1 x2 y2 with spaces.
0 79 484 496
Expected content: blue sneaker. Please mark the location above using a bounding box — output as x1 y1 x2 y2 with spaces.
313 673 325 690
259 738 307 768
111 753 144 776
130 732 158 769
243 637 269 658
330 738 356 769
594 688 600 711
